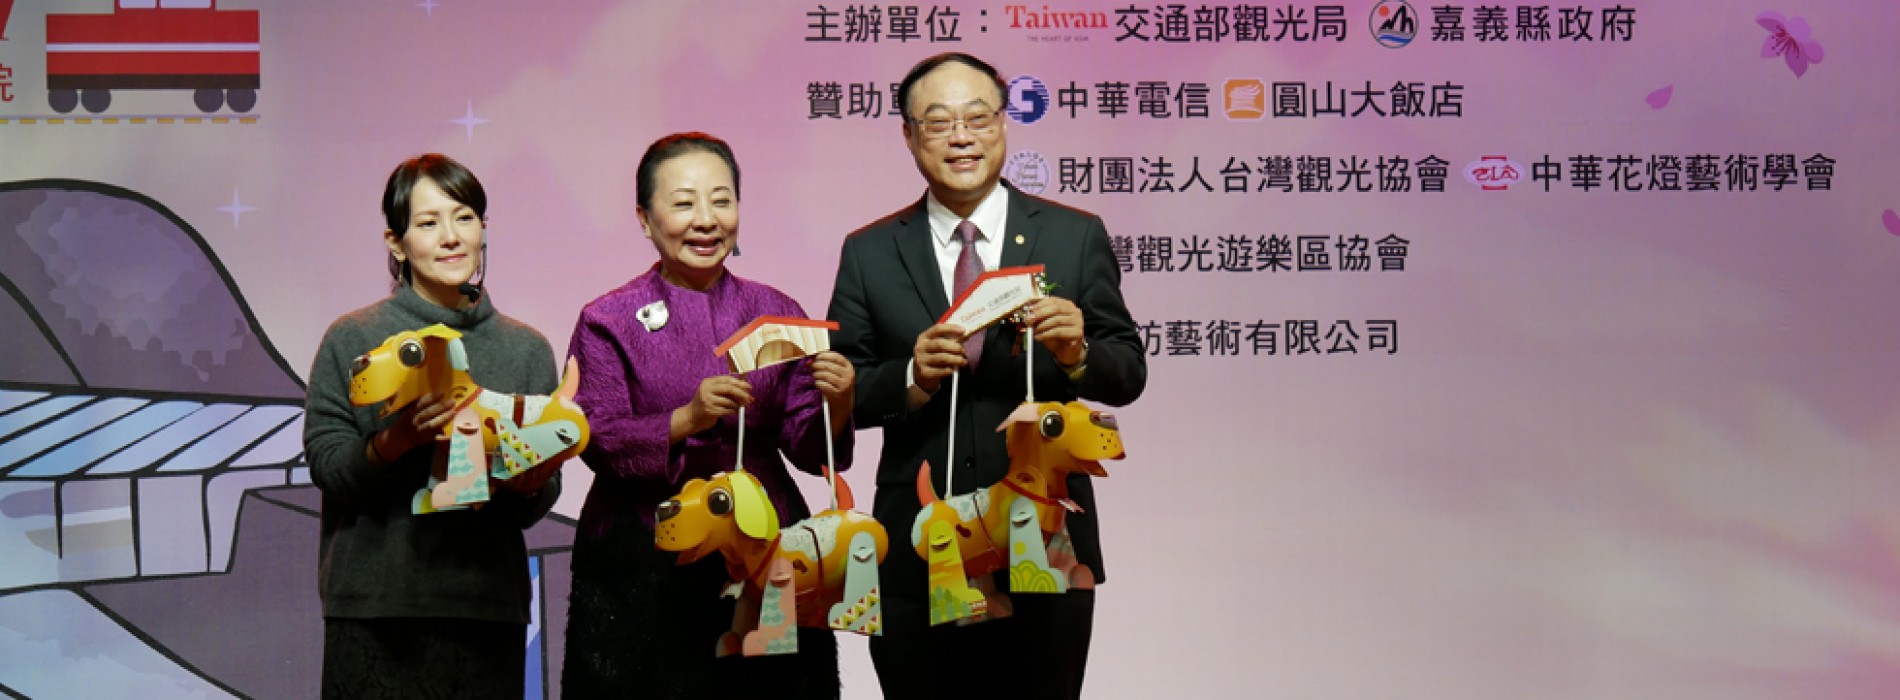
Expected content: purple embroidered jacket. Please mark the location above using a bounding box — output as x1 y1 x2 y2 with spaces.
567 264 852 541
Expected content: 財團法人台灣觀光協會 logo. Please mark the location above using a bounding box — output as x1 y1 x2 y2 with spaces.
1004 151 1051 195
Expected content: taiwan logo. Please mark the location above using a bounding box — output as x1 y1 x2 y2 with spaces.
1370 1 1417 48
1003 151 1051 195
1463 155 1524 191
1006 75 1050 125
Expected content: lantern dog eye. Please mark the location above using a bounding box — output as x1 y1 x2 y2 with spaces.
708 488 733 516
398 339 425 367
1039 410 1064 438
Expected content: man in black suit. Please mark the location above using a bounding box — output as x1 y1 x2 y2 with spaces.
827 52 1146 699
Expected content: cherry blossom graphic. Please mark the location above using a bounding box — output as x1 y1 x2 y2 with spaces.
1645 85 1674 109
1758 11 1825 78
1881 209 1900 237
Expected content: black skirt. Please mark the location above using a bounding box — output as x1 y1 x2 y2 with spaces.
322 616 526 700
562 518 840 699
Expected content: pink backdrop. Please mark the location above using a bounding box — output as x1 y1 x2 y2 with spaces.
2 1 1899 697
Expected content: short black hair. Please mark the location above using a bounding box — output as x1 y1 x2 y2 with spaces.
896 52 1007 118
381 153 486 282
635 132 741 213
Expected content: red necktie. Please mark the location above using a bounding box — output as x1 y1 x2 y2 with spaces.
952 219 986 368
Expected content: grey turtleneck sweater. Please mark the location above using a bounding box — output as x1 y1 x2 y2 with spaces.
303 284 562 624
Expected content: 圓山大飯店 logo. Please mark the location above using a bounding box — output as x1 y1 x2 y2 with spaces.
1370 1 1417 48
1223 79 1265 120
1463 155 1524 191
1003 151 1051 195
1007 75 1050 125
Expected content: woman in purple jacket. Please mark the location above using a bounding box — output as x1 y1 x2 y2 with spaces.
561 133 855 698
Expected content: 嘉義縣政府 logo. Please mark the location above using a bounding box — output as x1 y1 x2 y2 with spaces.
1007 75 1049 125
1224 79 1265 120
1371 1 1417 48
1004 151 1051 195
1464 155 1525 191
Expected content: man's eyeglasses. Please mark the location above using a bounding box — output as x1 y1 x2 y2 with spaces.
909 109 1002 138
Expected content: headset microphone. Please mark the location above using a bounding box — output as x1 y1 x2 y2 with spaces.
458 239 489 303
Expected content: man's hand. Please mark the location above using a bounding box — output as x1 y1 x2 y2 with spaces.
911 323 969 394
1025 296 1086 367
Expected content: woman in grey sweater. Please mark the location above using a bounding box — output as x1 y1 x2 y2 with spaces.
302 154 562 699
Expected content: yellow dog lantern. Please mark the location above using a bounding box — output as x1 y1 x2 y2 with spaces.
348 324 589 514
655 469 889 656
913 400 1123 625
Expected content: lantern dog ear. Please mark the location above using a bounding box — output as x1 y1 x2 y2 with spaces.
729 471 780 541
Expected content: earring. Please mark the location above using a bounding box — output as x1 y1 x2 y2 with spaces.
394 254 406 262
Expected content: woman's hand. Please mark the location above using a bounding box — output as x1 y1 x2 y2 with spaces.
498 460 559 497
368 392 456 465
811 351 855 432
675 375 754 438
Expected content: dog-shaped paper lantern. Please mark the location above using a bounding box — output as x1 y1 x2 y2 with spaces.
348 324 589 514
655 469 889 656
912 400 1123 625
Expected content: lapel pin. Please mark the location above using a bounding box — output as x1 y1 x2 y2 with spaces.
636 300 669 332
1015 234 1025 245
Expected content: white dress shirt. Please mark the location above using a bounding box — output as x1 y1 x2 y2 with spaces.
924 184 1009 302
905 184 1010 406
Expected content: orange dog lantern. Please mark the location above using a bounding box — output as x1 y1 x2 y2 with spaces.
656 469 888 655
914 401 1123 625
652 316 888 656
347 324 589 514
917 266 1128 625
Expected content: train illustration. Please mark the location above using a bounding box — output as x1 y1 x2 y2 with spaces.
45 0 259 114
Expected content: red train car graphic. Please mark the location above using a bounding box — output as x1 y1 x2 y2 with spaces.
45 0 259 114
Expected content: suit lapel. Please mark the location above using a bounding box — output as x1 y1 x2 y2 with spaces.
893 197 952 319
986 183 1042 367
1000 182 1041 269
